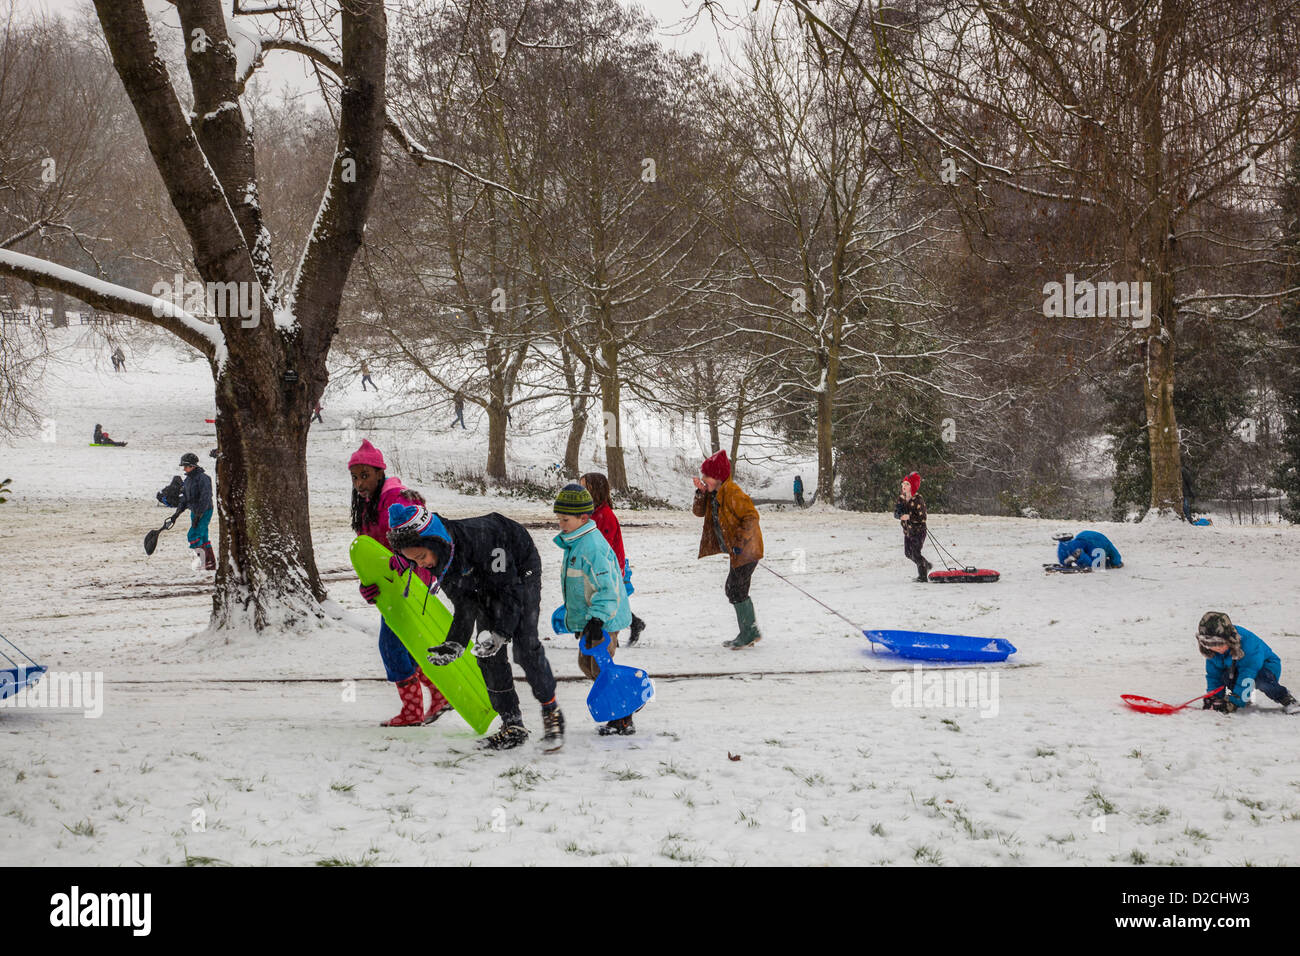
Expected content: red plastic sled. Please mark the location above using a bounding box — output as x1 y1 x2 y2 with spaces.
928 567 1000 583
1121 687 1224 714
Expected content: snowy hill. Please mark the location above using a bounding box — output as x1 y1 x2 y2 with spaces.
1 327 1298 866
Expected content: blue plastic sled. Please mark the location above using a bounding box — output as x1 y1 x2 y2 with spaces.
551 605 568 635
864 629 1017 663
576 632 655 722
0 634 46 702
1192 517 1212 526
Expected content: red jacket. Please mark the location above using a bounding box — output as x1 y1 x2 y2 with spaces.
592 502 626 571
359 477 432 587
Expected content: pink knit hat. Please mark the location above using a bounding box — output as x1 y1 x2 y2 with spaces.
348 439 386 470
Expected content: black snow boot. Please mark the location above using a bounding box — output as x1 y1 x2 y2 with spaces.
628 614 646 646
478 714 528 751
598 715 635 736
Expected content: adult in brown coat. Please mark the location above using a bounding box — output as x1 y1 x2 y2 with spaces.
691 450 764 648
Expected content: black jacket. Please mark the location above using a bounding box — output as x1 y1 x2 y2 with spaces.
433 513 541 649
182 466 213 515
894 494 927 535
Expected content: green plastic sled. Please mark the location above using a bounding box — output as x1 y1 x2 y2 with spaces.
349 535 496 735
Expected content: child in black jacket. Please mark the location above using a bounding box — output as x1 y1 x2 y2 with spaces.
894 471 932 582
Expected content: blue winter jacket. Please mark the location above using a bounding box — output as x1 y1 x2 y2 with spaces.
1206 627 1282 708
554 520 631 635
1057 530 1122 568
794 477 803 494
181 466 213 517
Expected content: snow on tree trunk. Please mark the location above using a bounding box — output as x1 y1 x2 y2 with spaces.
211 359 325 630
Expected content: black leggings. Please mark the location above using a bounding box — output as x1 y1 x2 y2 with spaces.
725 561 758 604
474 566 556 720
904 531 928 572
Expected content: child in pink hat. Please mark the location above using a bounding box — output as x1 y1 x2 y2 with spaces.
348 439 450 727
894 471 932 582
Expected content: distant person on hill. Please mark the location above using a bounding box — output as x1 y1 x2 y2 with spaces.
311 399 323 424
112 346 125 372
692 450 764 648
894 472 931 582
1197 611 1299 715
450 390 466 429
348 440 450 727
793 475 805 508
92 424 126 446
1054 530 1122 569
180 452 215 571
360 360 378 392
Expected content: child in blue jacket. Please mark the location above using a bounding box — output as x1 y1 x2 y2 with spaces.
1196 611 1299 714
553 483 634 735
1055 530 1122 569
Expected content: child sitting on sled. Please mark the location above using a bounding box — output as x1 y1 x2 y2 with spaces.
553 483 635 735
1197 611 1300 715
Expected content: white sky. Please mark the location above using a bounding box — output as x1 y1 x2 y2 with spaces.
11 0 753 101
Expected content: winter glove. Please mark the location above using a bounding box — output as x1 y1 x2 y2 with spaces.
359 583 380 604
426 641 465 667
1210 698 1237 714
581 618 606 648
471 631 508 659
389 554 408 572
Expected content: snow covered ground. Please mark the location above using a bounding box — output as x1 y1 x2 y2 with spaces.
1 329 1298 866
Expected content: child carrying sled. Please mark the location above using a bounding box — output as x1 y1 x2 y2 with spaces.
692 450 764 648
1196 611 1300 715
553 483 636 735
894 472 932 582
180 452 215 571
348 440 450 727
387 501 565 752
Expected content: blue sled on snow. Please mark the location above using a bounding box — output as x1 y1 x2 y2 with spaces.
864 629 1017 663
0 634 46 702
576 631 655 722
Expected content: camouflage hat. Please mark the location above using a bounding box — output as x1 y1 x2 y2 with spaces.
1196 611 1242 659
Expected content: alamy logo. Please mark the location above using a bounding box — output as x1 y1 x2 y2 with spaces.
890 664 1000 718
1042 274 1151 328
151 273 261 328
0 670 104 718
49 886 151 936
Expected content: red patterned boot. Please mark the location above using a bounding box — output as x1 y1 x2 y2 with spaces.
381 674 424 727
416 669 452 724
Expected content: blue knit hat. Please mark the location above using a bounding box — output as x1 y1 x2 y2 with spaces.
387 502 452 553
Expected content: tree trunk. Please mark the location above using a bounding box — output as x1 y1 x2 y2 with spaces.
729 377 746 474
1143 253 1183 516
815 342 839 505
211 352 325 630
52 292 67 329
704 357 721 451
486 390 508 480
598 340 627 491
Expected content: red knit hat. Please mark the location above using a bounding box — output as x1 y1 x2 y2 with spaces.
904 472 921 495
348 439 386 471
701 450 731 482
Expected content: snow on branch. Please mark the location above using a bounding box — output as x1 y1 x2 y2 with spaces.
0 248 224 361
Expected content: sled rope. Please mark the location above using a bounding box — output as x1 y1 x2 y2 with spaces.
760 564 868 635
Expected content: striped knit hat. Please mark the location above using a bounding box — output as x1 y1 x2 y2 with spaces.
553 483 594 516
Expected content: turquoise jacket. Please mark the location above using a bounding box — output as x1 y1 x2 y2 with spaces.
554 520 631 635
1206 626 1282 708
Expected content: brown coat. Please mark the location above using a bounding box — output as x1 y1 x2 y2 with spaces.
693 480 764 568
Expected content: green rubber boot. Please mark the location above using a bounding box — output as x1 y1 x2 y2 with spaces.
723 598 762 649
